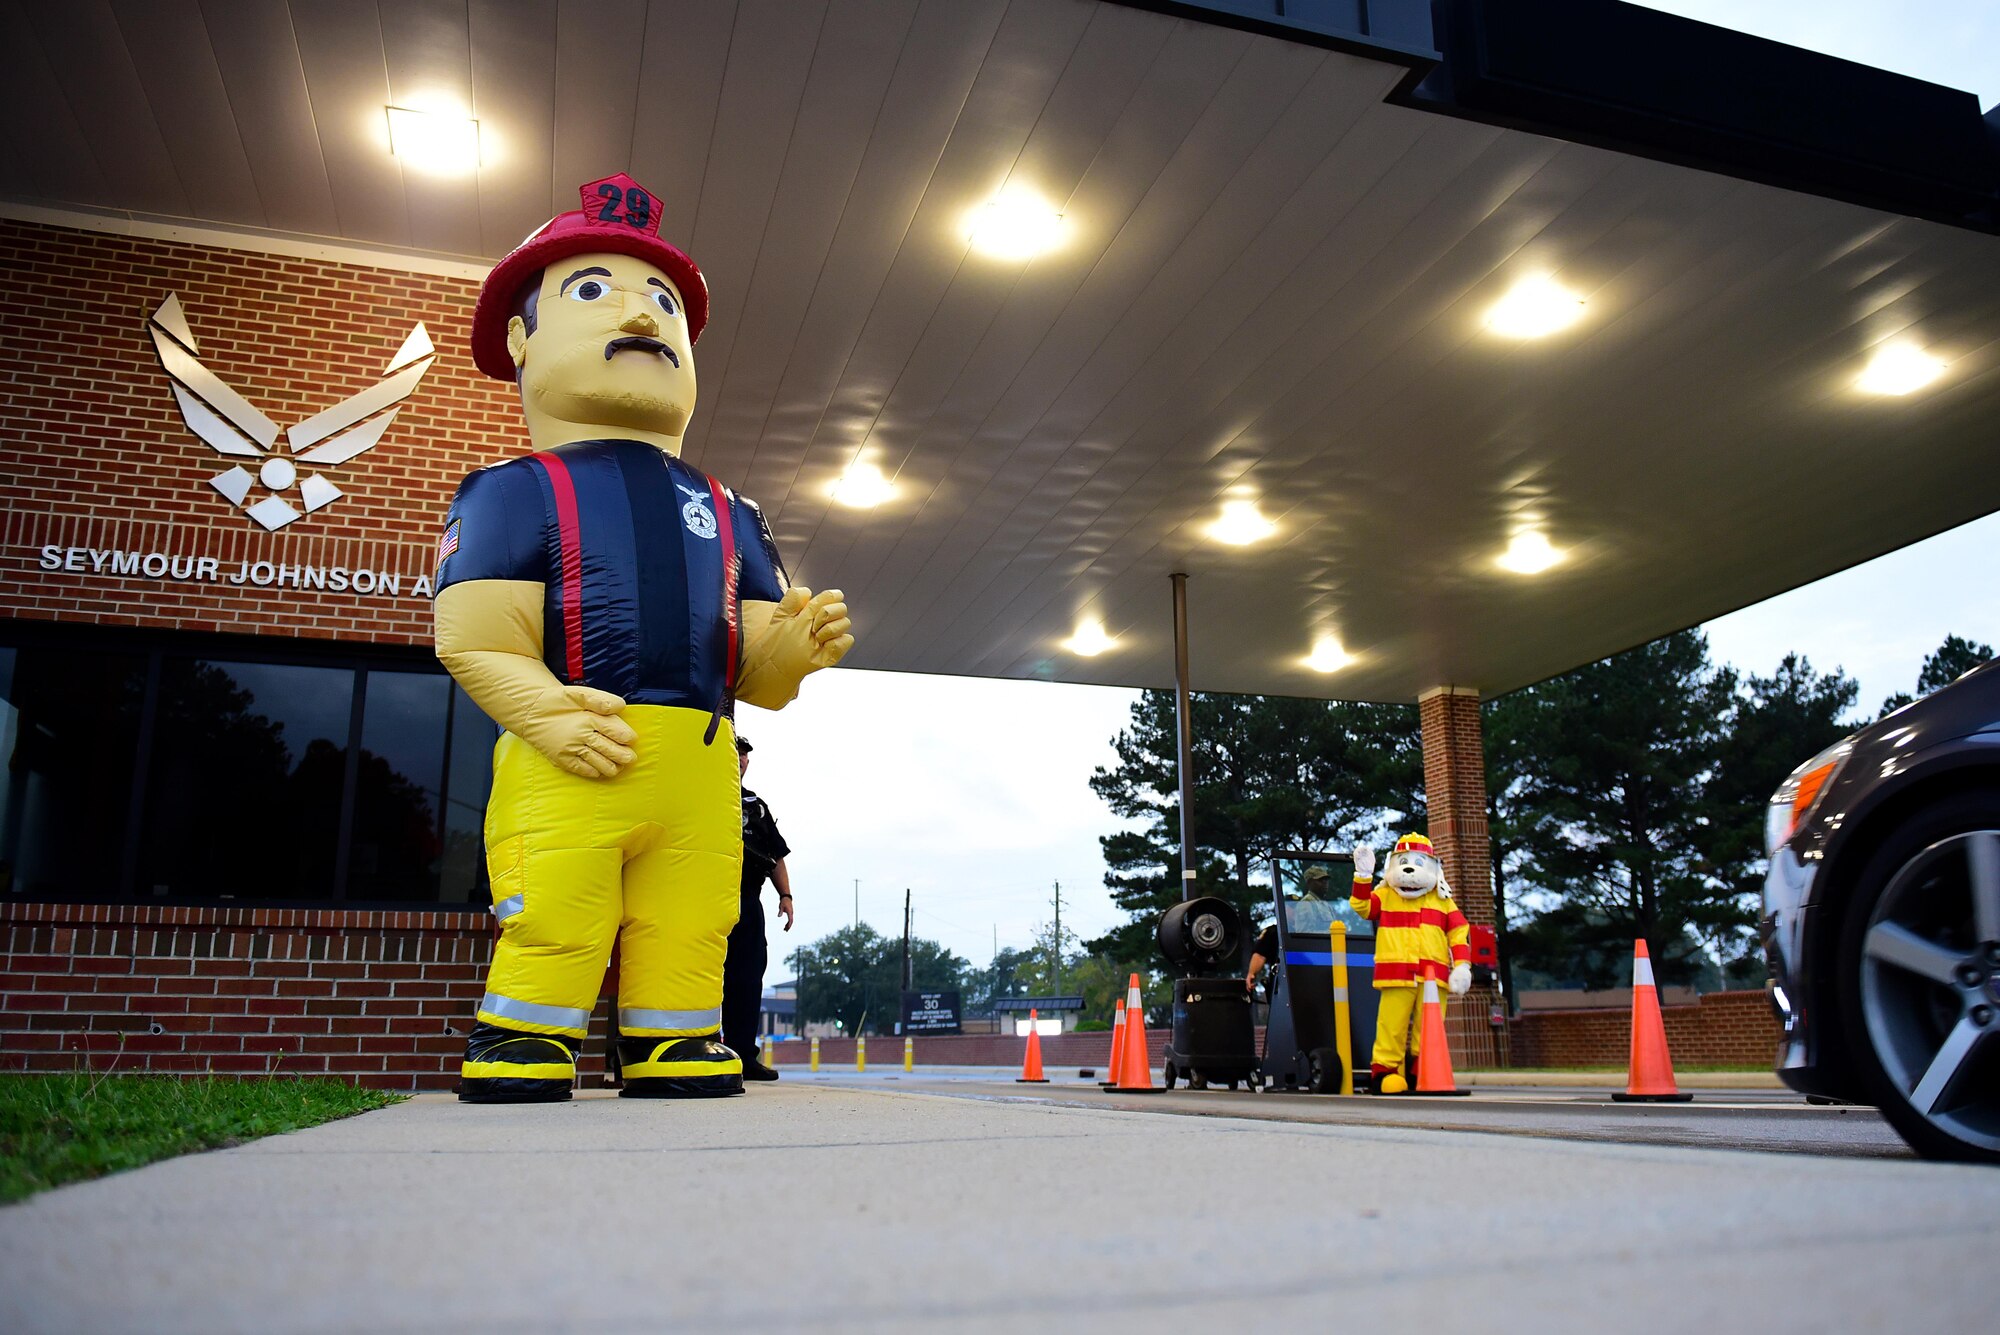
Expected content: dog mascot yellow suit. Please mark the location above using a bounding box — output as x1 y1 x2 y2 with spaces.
436 174 853 1102
1350 833 1471 1094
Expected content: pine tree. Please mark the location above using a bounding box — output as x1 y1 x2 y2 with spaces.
1088 689 1423 963
1496 632 1860 988
1878 634 1995 717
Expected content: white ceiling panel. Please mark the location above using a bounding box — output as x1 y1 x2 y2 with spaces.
286 0 408 247
24 1 190 217
547 0 647 215
197 0 340 236
379 0 484 258
110 0 264 224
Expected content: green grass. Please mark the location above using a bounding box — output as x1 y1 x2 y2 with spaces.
0 1075 402 1205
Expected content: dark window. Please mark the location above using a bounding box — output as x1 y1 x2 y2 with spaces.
347 670 447 902
0 625 495 911
0 645 147 900
139 660 354 901
440 685 496 905
347 673 495 904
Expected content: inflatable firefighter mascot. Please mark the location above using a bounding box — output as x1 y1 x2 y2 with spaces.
1350 833 1471 1094
435 173 854 1103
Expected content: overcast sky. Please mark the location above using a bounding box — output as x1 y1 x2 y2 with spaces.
750 2 2000 989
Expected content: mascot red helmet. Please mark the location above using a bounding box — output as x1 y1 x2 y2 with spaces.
471 173 710 380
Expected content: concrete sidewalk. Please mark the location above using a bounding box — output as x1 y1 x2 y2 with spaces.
3 1085 1996 1333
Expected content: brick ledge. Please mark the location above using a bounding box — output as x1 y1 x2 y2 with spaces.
0 902 490 932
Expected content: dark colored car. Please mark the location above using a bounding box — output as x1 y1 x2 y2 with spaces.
1762 659 2000 1162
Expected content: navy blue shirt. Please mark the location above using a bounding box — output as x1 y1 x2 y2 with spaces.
435 439 787 714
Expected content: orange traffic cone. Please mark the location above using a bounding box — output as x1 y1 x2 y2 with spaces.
1016 1008 1049 1083
1411 979 1470 1097
1113 974 1164 1094
1613 940 1693 1102
1098 998 1126 1089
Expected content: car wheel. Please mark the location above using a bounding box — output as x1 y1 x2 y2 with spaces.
1836 791 2000 1164
1161 1061 1178 1090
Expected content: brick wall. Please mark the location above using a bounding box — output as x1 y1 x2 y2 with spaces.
1508 990 1781 1068
1417 686 1491 924
0 902 510 1089
1417 686 1506 1069
0 218 519 642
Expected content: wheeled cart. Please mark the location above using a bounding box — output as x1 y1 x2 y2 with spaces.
1154 898 1262 1091
1257 853 1378 1094
1160 977 1259 1091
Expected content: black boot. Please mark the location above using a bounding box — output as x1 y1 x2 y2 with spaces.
457 1022 578 1104
742 1053 780 1082
617 1035 745 1098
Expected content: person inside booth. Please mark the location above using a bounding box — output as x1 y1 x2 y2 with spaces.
1242 865 1333 993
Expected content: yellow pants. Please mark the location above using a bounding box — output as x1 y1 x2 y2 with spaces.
1370 985 1446 1075
476 705 741 1043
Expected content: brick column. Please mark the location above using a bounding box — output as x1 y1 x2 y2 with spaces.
1418 686 1491 923
1417 685 1507 1067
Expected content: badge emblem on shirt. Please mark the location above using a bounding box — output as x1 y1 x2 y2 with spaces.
677 483 718 540
435 518 461 570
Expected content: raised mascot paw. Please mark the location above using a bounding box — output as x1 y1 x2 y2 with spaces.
804 588 854 670
1352 844 1375 879
1448 961 1473 997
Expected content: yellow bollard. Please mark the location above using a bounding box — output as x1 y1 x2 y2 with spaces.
1330 920 1354 1095
856 1034 867 1072
903 1035 914 1072
809 1035 820 1072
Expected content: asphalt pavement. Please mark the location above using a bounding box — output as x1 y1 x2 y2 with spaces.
784 1066 1911 1159
4 1075 1996 1333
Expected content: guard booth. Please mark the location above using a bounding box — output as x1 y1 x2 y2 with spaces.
992 996 1084 1036
1260 852 1377 1093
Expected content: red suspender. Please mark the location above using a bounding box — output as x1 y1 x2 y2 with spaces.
536 453 586 682
703 474 739 745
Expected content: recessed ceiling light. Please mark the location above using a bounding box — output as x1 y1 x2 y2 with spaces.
1306 637 1352 673
966 192 1065 261
386 106 480 176
1485 276 1585 339
1064 621 1115 657
829 461 895 509
1856 342 1947 396
1207 498 1277 546
1496 531 1563 575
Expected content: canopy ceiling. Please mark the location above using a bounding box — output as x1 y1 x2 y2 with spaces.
4 0 1998 701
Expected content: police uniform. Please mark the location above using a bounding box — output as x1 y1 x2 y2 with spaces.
722 778 790 1062
438 439 787 1099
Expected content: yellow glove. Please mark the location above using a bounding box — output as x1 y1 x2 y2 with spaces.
737 587 854 711
435 580 638 779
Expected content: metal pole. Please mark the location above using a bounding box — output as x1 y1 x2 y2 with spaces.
1052 880 1062 995
1171 572 1196 901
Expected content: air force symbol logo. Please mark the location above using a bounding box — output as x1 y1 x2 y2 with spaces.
676 482 718 540
148 294 436 531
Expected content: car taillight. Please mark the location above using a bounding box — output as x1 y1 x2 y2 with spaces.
1766 738 1853 855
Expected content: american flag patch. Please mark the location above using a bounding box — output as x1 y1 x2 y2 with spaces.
436 518 460 568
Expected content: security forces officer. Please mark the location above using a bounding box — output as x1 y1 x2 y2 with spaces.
436 174 854 1102
1242 866 1331 992
723 734 793 1081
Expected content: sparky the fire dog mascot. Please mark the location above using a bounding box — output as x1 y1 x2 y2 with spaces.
1350 834 1471 1093
435 174 854 1102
